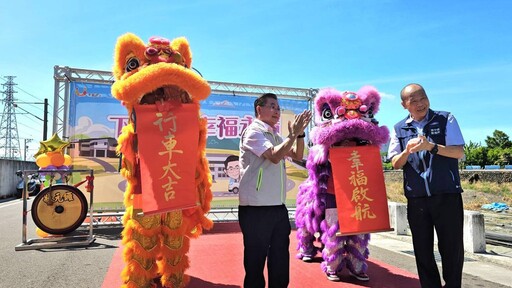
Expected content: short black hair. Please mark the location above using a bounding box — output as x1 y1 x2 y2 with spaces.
224 155 239 169
254 93 278 116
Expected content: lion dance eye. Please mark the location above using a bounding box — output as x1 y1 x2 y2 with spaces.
322 108 333 120
125 57 140 72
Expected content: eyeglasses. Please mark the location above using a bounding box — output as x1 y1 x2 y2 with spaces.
261 105 282 112
226 166 239 172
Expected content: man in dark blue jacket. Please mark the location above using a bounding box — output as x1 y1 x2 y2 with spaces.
388 83 465 288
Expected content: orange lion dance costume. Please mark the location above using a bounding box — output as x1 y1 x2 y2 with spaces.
111 33 213 288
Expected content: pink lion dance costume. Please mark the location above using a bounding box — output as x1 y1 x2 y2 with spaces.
295 86 389 281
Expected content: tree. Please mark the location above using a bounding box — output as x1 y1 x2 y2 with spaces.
463 141 480 157
466 146 487 167
485 130 512 149
495 147 512 166
464 140 480 150
502 147 512 165
487 148 501 165
462 141 481 168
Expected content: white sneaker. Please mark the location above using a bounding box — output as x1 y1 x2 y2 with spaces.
349 270 369 281
326 271 340 282
301 255 312 262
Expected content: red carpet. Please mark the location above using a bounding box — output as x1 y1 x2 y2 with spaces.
103 223 420 287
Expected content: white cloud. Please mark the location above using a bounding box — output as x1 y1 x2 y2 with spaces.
212 100 235 108
69 116 115 138
379 92 396 100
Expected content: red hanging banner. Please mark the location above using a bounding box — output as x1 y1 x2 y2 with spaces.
134 102 200 215
329 145 392 235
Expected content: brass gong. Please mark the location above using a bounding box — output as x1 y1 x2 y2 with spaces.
31 185 88 235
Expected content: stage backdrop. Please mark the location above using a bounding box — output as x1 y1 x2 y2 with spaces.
66 82 310 210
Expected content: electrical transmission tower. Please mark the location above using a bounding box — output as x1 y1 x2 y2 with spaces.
0 76 21 159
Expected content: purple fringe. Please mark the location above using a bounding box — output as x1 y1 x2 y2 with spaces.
295 86 388 276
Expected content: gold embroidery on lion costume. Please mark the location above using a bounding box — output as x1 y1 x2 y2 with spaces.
111 33 213 288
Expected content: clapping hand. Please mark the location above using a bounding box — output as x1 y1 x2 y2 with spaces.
407 135 429 153
288 110 312 138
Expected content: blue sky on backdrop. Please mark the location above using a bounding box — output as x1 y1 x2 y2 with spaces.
1 0 511 157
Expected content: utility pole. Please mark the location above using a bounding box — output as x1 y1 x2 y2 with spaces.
11 98 49 142
43 98 48 140
23 138 32 161
0 76 21 159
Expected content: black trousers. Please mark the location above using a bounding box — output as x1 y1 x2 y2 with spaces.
407 193 464 288
238 205 291 288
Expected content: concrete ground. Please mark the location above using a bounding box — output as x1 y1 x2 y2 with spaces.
1 197 511 287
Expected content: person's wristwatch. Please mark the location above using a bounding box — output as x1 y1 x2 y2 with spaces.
430 143 439 155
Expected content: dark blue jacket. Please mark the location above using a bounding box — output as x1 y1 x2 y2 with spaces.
393 109 463 198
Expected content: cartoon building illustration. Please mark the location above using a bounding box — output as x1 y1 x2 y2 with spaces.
69 137 118 158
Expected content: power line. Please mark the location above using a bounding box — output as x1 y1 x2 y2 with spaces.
0 113 40 129
0 75 43 102
0 75 53 112
14 106 44 121
16 118 41 132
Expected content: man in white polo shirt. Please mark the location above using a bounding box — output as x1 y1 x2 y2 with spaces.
238 92 311 288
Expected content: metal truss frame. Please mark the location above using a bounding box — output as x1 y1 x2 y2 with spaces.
51 66 314 219
210 80 317 100
53 66 115 137
53 65 317 137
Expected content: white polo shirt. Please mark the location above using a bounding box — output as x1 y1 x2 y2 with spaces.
238 119 287 206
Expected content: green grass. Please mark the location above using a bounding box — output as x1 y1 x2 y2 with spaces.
209 199 240 208
93 202 125 211
385 180 512 210
463 181 512 194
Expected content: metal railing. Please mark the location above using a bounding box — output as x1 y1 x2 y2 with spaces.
84 206 297 227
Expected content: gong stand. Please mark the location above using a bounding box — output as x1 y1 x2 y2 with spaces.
15 169 96 251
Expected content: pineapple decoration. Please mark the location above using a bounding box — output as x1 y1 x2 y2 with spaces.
34 133 73 185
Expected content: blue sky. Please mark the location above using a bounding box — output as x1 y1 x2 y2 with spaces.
1 0 511 157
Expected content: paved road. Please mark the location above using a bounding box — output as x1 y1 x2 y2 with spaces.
0 198 120 288
1 197 510 288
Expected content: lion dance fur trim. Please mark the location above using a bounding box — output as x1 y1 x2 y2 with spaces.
112 33 213 288
295 87 389 277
